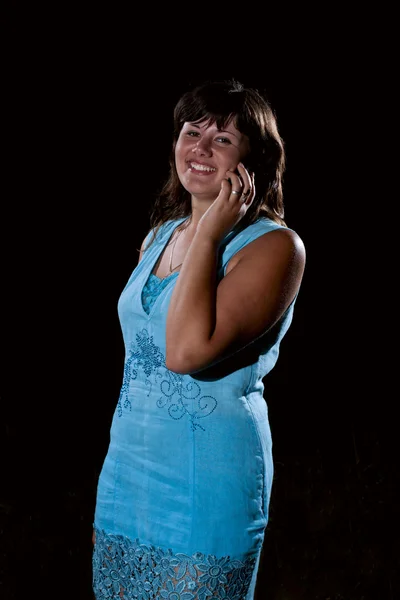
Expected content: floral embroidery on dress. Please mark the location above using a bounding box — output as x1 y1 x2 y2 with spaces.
92 527 256 600
116 329 217 431
141 273 172 315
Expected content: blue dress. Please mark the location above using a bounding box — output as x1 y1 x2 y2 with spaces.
93 217 298 599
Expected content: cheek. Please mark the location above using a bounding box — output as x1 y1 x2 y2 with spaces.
175 136 187 157
174 150 185 178
224 146 243 168
174 142 186 168
174 153 188 187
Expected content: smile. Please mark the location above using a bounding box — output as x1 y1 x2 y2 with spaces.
189 162 216 173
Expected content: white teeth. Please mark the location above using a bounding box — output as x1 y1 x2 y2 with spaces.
190 163 216 172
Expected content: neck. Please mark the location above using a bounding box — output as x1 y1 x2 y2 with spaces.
188 195 215 231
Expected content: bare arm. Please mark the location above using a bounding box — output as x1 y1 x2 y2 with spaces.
165 225 306 374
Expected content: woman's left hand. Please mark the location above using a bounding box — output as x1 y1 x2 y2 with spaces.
198 162 255 243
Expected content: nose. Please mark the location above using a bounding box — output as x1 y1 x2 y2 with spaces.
192 136 212 157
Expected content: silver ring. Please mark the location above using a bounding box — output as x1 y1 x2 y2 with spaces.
231 190 241 195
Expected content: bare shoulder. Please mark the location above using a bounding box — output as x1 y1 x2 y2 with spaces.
263 227 306 269
255 226 305 255
219 225 306 334
227 226 306 275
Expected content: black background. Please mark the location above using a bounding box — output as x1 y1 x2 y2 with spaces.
1 9 397 600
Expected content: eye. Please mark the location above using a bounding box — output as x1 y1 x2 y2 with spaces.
215 136 232 144
186 130 200 138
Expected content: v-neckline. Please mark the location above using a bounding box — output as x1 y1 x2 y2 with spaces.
149 217 188 281
139 218 186 318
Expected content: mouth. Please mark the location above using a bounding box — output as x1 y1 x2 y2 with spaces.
188 161 217 174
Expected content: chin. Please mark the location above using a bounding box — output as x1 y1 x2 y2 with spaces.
187 185 219 199
182 177 219 196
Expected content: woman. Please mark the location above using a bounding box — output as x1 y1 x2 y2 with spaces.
92 79 306 599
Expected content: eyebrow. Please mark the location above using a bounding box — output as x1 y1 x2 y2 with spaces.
188 122 240 140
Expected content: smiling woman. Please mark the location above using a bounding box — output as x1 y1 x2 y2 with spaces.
91 79 306 599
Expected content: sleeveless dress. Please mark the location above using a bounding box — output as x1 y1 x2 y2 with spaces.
92 217 299 600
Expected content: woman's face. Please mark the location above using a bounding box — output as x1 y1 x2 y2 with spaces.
175 118 250 200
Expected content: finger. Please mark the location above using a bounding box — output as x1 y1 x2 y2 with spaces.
237 184 251 202
242 172 255 205
236 162 252 190
235 164 255 201
225 170 243 198
220 177 237 196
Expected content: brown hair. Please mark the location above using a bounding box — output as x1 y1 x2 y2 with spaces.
147 79 286 247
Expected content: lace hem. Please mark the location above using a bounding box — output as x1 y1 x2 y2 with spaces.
92 527 257 599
